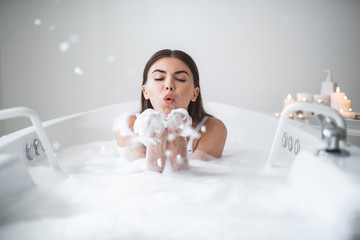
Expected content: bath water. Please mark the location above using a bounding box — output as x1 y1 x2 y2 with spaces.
0 140 347 240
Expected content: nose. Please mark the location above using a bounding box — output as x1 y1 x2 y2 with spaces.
165 77 175 91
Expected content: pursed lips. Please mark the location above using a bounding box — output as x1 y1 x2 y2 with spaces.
163 94 174 103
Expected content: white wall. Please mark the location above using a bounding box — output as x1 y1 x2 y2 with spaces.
1 0 359 135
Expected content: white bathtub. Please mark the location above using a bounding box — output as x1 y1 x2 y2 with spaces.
0 101 360 240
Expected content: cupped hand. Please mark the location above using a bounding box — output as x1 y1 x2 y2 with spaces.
166 108 192 137
133 109 166 145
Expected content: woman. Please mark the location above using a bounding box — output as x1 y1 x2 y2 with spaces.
115 49 227 172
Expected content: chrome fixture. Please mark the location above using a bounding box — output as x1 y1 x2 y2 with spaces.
267 102 348 168
26 142 36 161
281 132 301 155
316 114 349 156
34 139 44 156
294 139 300 155
0 107 60 171
25 139 45 161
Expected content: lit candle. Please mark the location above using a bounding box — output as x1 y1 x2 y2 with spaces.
330 86 346 111
314 94 330 106
340 108 355 120
344 96 351 112
296 93 314 102
283 94 294 108
296 93 313 118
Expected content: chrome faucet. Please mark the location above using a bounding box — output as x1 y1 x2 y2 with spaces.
267 102 349 168
317 114 349 156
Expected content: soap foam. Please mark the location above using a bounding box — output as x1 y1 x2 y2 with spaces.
0 141 351 239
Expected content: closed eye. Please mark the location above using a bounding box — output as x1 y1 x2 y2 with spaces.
155 78 164 81
175 78 186 82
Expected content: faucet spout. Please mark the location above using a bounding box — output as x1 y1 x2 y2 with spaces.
267 102 348 168
317 114 347 153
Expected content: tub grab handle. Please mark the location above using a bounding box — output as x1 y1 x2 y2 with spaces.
0 107 60 171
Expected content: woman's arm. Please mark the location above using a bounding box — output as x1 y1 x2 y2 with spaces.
192 117 227 160
114 114 146 161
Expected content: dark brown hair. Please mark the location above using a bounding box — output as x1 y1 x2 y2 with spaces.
141 49 211 123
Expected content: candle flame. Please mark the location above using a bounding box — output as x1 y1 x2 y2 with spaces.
302 97 307 101
344 96 347 100
340 109 344 113
349 108 352 112
287 94 292 99
336 86 340 93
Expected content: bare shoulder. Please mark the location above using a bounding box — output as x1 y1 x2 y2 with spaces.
204 116 227 135
195 116 227 158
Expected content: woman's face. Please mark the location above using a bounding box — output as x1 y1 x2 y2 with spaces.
142 57 199 115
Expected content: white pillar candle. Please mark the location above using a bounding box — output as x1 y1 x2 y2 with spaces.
296 93 314 102
314 94 330 106
345 96 351 112
330 86 346 111
296 93 313 118
340 109 355 120
283 94 294 108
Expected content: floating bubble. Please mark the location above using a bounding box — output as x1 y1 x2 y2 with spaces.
49 25 56 31
59 41 70 53
201 126 206 133
165 150 172 157
74 67 84 76
157 158 162 167
52 141 61 151
106 55 117 64
68 34 79 44
176 154 183 164
128 66 137 74
167 134 176 141
34 18 42 26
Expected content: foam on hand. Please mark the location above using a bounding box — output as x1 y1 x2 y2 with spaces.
133 109 166 146
166 108 193 137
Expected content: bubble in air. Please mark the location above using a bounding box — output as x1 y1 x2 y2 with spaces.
167 134 176 141
52 141 61 151
59 41 70 53
128 66 137 75
157 158 162 167
201 126 206 133
49 25 56 31
107 55 117 64
34 18 42 26
176 154 183 164
68 34 79 44
74 67 84 76
165 150 172 157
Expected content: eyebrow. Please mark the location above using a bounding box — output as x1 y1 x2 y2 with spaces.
152 69 189 76
174 70 189 76
152 69 166 74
